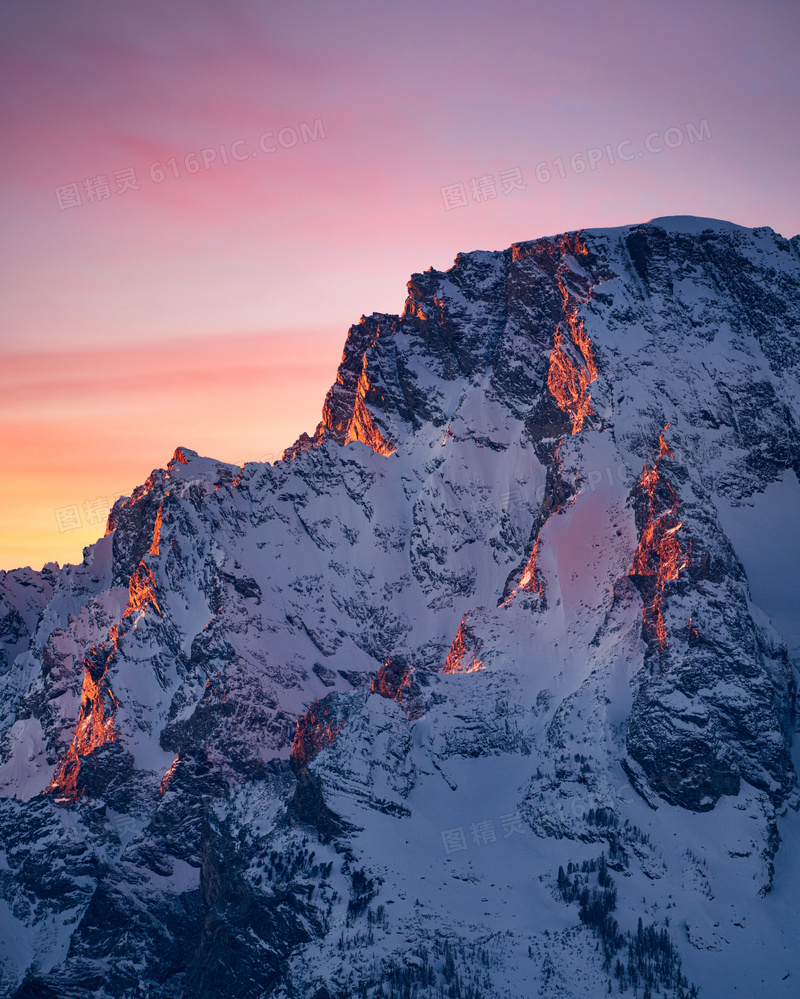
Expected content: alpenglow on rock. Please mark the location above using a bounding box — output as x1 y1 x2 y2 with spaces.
1 216 799 998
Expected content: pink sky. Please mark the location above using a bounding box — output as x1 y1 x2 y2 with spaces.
1 0 798 569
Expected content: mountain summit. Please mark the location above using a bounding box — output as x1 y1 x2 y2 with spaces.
1 217 799 998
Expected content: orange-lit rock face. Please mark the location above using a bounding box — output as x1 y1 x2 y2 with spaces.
148 507 164 556
517 535 545 596
630 428 689 649
285 334 396 460
159 752 181 795
559 233 590 259
124 563 162 618
371 656 425 718
547 306 597 435
290 701 343 769
503 445 568 605
510 231 590 265
371 657 413 702
343 367 395 456
442 618 484 673
49 645 119 800
657 429 673 459
541 235 598 434
51 535 164 799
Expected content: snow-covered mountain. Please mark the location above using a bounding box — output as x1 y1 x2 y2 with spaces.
1 216 799 998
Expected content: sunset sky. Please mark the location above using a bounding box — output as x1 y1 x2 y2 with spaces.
1 0 798 570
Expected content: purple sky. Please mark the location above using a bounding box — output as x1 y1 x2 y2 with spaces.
1 0 798 568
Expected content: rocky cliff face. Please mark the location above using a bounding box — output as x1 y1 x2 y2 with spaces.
1 216 799 998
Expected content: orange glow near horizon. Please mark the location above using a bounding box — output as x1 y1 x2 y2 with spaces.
0 330 343 571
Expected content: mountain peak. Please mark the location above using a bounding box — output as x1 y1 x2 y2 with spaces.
169 445 194 466
644 214 752 233
2 218 800 998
